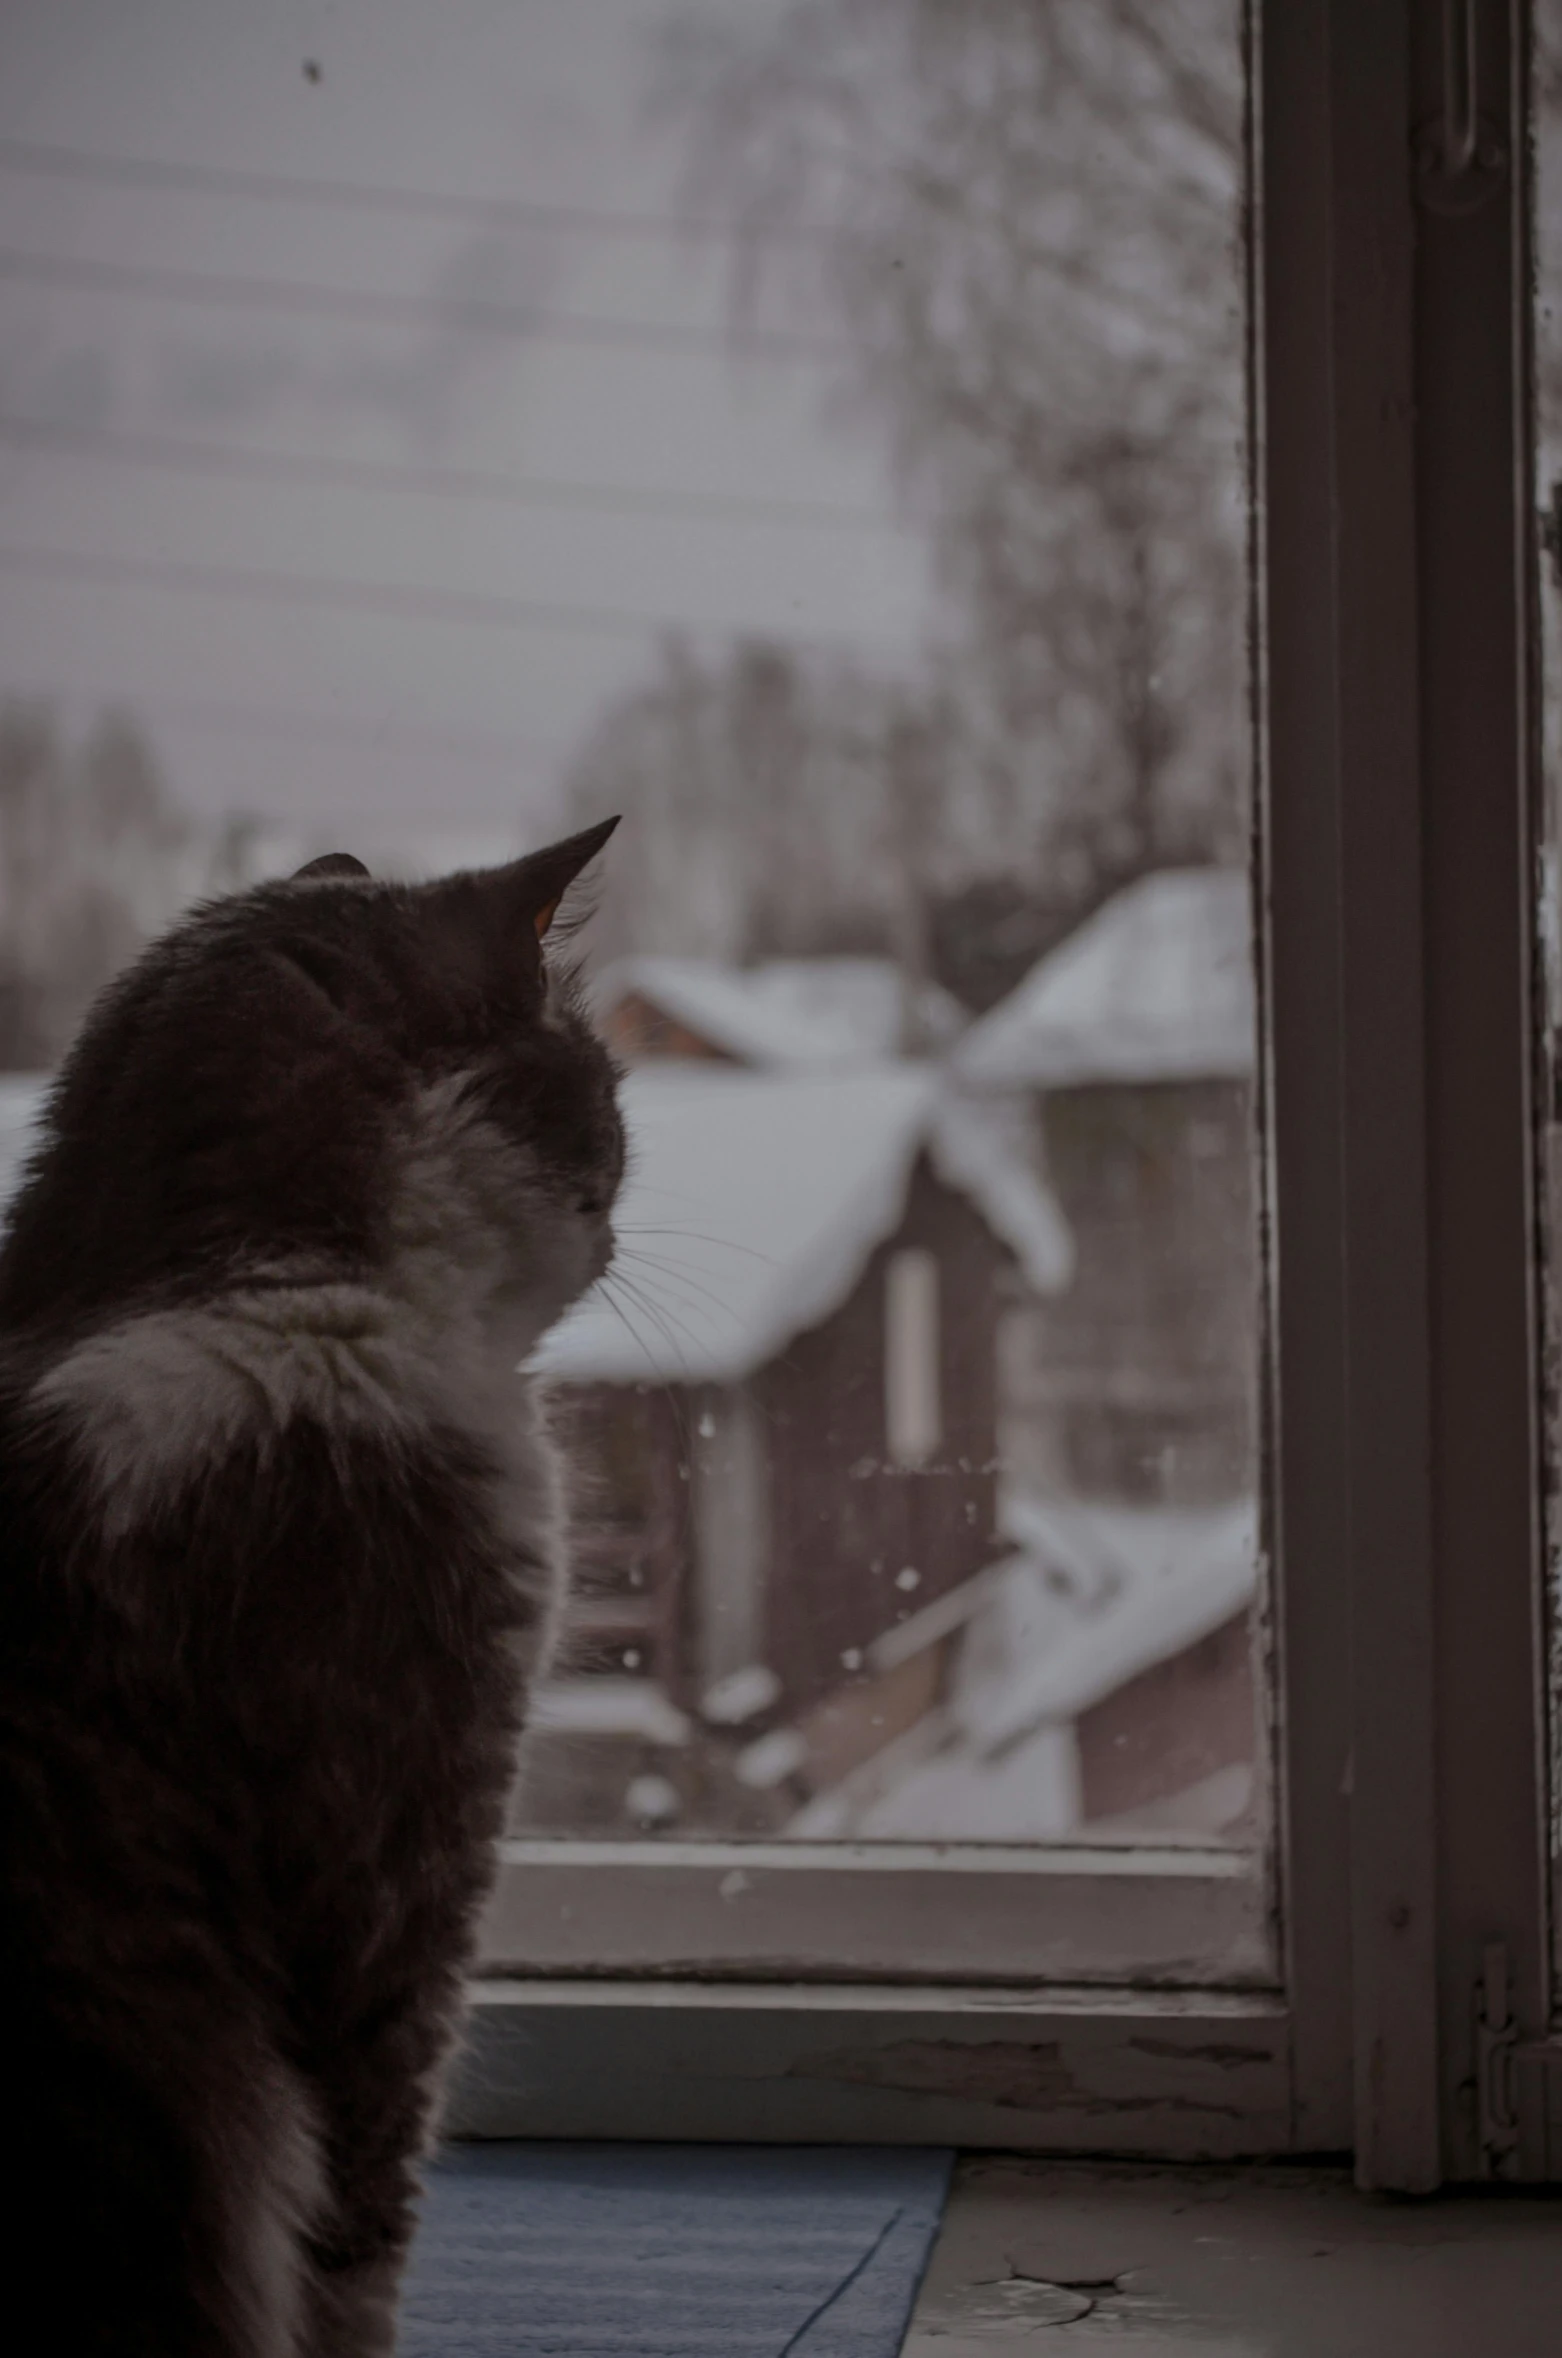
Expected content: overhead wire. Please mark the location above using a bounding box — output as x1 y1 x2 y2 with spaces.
0 245 842 363
0 135 827 246
0 542 895 651
0 414 907 537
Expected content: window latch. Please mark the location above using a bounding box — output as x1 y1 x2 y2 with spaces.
1415 0 1506 215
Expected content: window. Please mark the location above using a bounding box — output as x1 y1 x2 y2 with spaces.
488 0 1271 1996
4 0 1559 2186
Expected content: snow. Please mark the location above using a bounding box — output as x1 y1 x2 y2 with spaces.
535 1062 1070 1388
928 1090 1075 1292
803 1717 1084 1842
700 1663 782 1725
595 954 967 1069
865 1555 1016 1674
791 1493 1257 1843
624 1772 682 1826
0 1074 47 1219
952 1496 1257 1751
538 1064 931 1385
735 1727 808 1789
954 868 1254 1088
529 1678 691 1746
0 1053 1071 1406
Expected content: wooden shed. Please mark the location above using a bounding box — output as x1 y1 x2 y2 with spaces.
518 1060 1071 1834
954 867 1257 1508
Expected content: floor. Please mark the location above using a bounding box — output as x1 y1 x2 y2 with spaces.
407 2142 949 2355
902 2158 1562 2356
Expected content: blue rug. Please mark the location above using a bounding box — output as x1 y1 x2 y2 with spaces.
399 2143 953 2357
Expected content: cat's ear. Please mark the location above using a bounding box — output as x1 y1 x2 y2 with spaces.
292 852 371 881
412 818 619 997
505 816 620 941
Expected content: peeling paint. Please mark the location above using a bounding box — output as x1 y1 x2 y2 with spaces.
787 2037 1244 2118
1128 2037 1269 2067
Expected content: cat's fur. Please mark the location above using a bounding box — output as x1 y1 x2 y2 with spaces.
0 823 624 2356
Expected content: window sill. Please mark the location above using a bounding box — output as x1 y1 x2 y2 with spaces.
476 1838 1273 1986
448 1979 1291 2157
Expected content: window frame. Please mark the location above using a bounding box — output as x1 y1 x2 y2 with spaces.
457 0 1561 2187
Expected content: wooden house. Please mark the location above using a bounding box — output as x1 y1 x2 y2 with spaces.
515 1060 1072 1835
520 898 1262 1847
593 953 968 1070
954 867 1257 1509
897 867 1260 1842
791 1492 1260 1844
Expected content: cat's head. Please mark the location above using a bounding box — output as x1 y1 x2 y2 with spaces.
0 820 626 1358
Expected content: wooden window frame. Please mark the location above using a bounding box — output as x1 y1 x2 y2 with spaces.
454 0 1562 2188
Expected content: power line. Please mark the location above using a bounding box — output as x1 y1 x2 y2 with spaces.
0 542 889 651
0 245 841 362
0 415 908 538
109 698 566 766
0 136 826 247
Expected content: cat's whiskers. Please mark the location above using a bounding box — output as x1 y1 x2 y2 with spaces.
608 1246 742 1324
613 1221 777 1269
594 1269 696 1385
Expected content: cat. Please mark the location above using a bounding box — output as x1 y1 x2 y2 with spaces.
0 819 625 2357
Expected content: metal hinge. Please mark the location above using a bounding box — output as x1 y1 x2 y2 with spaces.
1475 1943 1520 2178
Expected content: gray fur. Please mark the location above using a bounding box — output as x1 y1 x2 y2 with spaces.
0 821 623 2355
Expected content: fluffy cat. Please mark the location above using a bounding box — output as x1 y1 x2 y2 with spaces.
0 821 624 2356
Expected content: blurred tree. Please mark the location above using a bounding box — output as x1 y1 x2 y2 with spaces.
0 702 194 1068
640 0 1247 899
564 634 967 980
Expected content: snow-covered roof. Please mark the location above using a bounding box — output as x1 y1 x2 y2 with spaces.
793 1715 1084 1843
0 1061 1069 1390
535 1063 1071 1388
954 868 1254 1089
0 1074 46 1217
596 954 967 1069
951 1495 1257 1751
529 1678 690 1746
789 1493 1257 1842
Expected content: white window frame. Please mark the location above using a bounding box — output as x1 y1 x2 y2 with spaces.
457 0 1562 2187
883 1246 942 1467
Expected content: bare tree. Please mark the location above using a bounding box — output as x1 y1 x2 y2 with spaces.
651 0 1248 882
0 702 196 1067
562 634 975 974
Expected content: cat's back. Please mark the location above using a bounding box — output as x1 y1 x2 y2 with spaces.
0 1346 560 2106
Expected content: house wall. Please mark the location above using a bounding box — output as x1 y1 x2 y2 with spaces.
1014 1077 1257 1506
756 1158 1004 1711
601 991 738 1064
1074 1608 1255 1824
548 1385 690 1687
537 1159 1007 1831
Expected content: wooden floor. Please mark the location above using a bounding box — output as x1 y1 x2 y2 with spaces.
903 2157 1562 2356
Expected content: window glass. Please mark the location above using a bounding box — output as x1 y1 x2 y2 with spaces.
0 0 1265 1861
